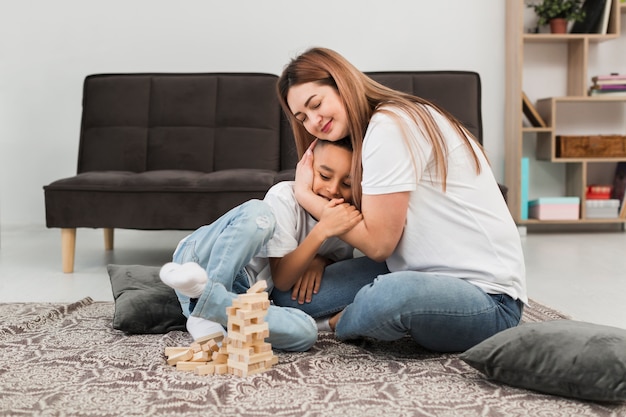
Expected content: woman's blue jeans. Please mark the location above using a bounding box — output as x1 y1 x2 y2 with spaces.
172 199 318 352
333 270 524 352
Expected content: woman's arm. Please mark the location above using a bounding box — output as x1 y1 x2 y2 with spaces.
295 147 408 261
270 199 362 292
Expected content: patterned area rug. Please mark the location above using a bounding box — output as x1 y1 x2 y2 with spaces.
0 298 624 417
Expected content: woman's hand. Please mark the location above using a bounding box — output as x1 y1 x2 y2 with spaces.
294 140 318 211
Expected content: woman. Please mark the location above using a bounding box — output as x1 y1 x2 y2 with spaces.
274 47 527 352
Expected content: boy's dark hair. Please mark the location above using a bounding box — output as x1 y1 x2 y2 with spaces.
317 136 352 152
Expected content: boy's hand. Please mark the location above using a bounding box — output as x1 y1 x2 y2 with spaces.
291 255 328 304
317 198 362 238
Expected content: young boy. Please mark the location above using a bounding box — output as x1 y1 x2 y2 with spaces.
160 138 360 352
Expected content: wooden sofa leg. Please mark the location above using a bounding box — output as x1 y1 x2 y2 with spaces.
104 228 114 250
61 228 76 273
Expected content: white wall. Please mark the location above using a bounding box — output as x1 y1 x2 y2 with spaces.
0 0 507 227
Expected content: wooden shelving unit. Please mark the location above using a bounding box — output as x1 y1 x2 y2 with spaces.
505 0 626 226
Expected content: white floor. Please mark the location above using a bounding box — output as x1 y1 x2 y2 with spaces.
1 224 625 330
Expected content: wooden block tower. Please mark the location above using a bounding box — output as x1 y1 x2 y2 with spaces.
164 280 277 377
225 280 278 377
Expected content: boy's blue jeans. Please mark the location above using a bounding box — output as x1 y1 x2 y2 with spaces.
172 199 318 352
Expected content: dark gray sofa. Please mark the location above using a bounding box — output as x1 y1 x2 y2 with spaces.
44 71 494 272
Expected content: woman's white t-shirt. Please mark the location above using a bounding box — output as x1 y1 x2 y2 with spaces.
361 107 527 303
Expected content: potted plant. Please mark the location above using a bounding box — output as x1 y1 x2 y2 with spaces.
529 0 586 33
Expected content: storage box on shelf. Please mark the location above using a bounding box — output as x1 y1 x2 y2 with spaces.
586 199 620 218
529 197 580 220
505 0 626 227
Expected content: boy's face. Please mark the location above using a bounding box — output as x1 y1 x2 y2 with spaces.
312 143 353 203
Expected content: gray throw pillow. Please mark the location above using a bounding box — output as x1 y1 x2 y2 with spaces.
108 264 186 334
460 320 626 402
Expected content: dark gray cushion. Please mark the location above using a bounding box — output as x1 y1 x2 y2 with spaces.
108 264 186 334
460 320 626 402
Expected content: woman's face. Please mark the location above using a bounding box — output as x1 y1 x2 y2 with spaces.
286 82 349 141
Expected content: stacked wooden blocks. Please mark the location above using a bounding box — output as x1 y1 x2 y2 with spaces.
164 280 277 376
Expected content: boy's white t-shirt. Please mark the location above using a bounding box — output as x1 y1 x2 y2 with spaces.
361 107 527 303
245 181 354 291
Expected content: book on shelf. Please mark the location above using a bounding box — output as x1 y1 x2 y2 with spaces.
520 158 529 220
589 73 626 96
592 84 626 91
571 0 611 34
521 92 546 128
592 73 626 82
589 88 626 96
597 0 613 34
592 78 626 85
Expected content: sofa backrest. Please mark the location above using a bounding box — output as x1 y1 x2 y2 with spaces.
77 73 286 174
76 71 482 175
366 71 483 144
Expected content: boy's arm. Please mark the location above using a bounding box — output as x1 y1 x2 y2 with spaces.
270 199 361 293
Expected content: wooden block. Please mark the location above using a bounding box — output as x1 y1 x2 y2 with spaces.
194 331 225 345
214 364 228 374
164 347 192 357
254 342 272 353
166 349 193 366
190 342 202 353
212 351 228 364
266 355 279 366
247 280 267 293
227 338 248 349
247 351 275 365
227 359 270 377
176 361 208 371
236 292 269 304
240 322 269 336
203 339 220 353
227 322 242 333
226 346 255 356
239 300 270 311
228 315 252 328
227 331 252 344
192 351 211 362
195 363 215 376
227 358 251 372
246 365 271 376
236 308 267 321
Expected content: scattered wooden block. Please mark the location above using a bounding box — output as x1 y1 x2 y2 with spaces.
164 346 192 356
166 349 193 366
195 363 215 376
176 361 208 371
192 351 211 362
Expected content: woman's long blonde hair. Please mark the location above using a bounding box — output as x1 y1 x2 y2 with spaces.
277 47 484 209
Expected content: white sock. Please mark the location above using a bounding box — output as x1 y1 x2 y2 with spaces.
316 317 332 332
159 262 208 298
186 315 227 342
